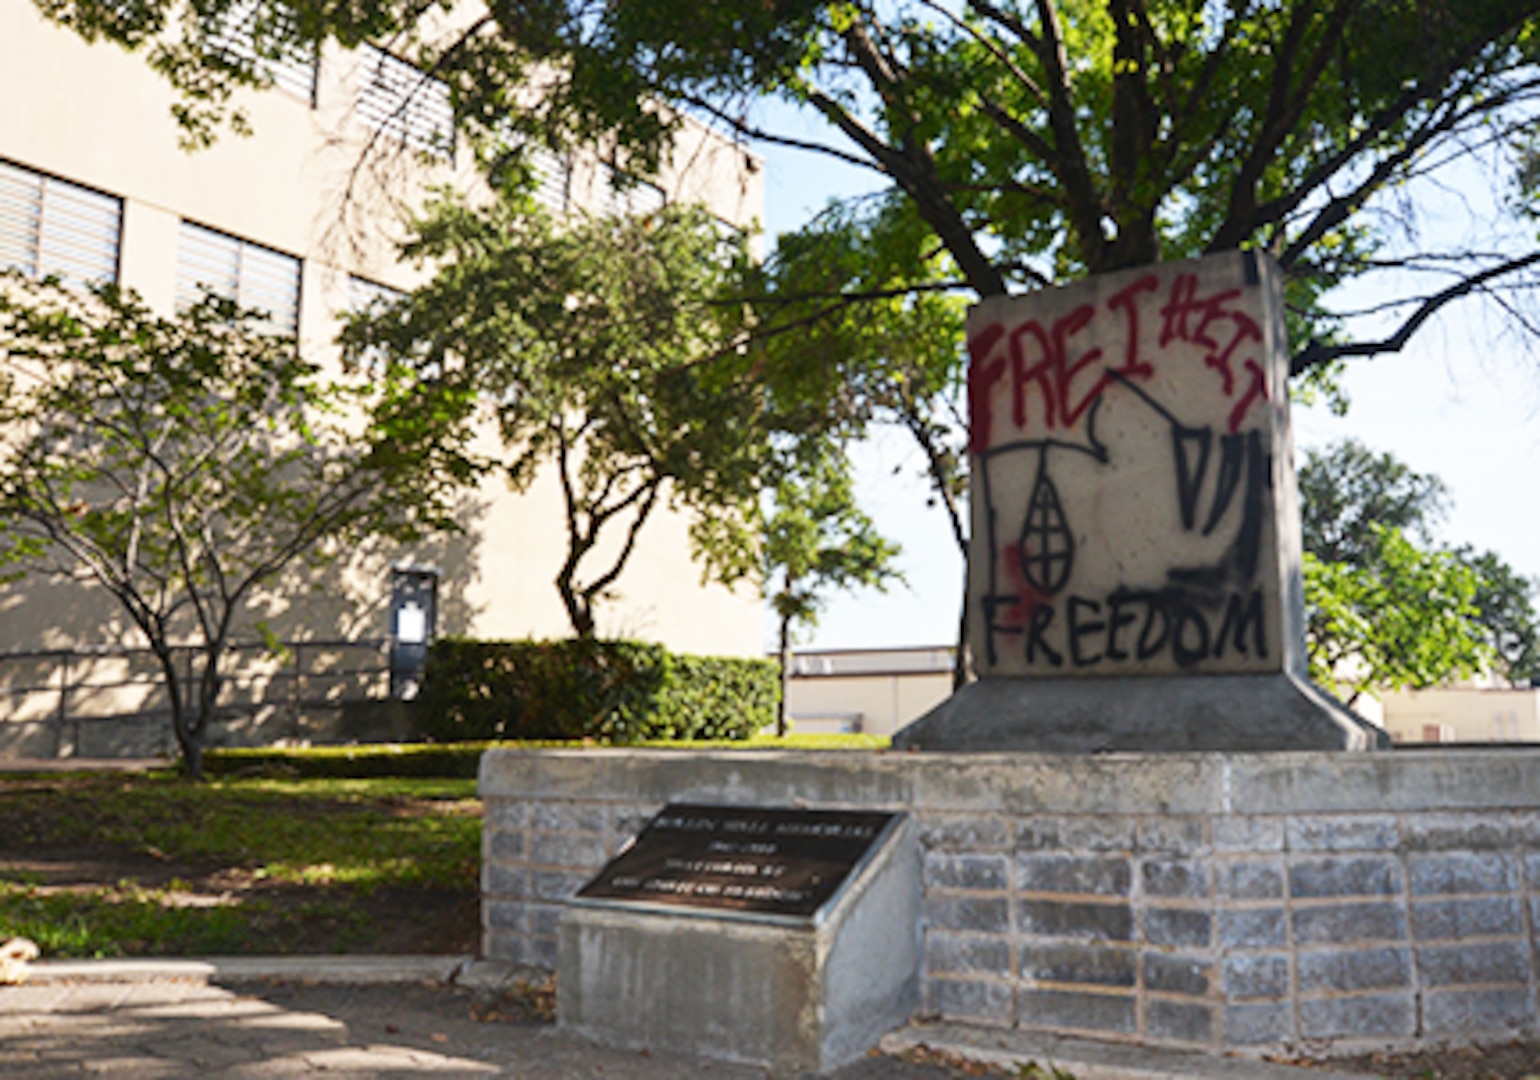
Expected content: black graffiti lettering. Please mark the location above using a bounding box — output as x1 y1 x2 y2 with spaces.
1214 589 1266 658
1068 597 1105 666
1001 588 1268 672
1105 595 1138 661
1171 606 1212 667
1203 433 1247 536
1026 604 1063 667
1137 602 1170 660
1172 427 1211 531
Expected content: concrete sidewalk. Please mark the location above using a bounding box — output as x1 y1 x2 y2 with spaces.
3 955 1372 1079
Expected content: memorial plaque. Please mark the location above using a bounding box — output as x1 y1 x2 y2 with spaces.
574 803 902 921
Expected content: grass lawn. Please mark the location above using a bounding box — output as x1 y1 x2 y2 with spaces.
0 737 886 960
0 772 481 959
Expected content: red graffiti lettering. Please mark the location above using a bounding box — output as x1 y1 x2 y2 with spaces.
967 323 1007 453
1228 358 1268 434
998 543 1052 630
1105 274 1159 378
1158 273 1268 430
1004 301 1145 435
970 267 1274 451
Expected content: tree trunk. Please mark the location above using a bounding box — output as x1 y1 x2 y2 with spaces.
151 644 199 780
182 735 204 782
777 611 793 738
188 648 223 782
953 578 974 691
558 566 597 638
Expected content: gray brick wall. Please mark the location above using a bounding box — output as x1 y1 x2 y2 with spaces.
479 749 1540 1057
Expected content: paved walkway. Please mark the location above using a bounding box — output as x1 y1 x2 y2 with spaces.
1 958 976 1079
0 957 1373 1079
2 979 774 1079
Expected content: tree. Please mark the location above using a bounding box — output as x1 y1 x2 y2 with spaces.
0 274 472 778
44 0 1540 657
43 0 1540 365
1299 438 1449 564
754 196 973 682
1298 439 1539 697
1453 546 1540 685
341 192 767 639
1303 526 1491 705
763 443 901 735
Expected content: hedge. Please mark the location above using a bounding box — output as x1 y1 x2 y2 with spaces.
415 637 779 743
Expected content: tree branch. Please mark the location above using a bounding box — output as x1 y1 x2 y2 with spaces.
1291 251 1540 375
1024 0 1108 271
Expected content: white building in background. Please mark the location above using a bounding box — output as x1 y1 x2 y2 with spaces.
0 0 764 752
1378 686 1540 744
783 646 1540 745
782 647 955 737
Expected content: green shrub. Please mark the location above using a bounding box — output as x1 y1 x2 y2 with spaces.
416 638 778 743
649 654 782 741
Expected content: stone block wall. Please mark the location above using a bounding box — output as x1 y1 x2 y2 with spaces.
479 748 1540 1056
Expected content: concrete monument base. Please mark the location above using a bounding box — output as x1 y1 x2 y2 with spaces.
892 673 1388 752
484 746 1540 1061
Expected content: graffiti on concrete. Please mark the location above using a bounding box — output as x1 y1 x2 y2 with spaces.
967 252 1288 677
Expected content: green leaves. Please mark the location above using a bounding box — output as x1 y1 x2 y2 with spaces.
1304 526 1493 704
763 440 901 632
1299 438 1449 564
34 0 1540 374
343 194 767 637
1299 439 1538 701
0 271 472 774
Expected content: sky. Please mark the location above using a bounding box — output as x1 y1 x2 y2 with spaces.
753 117 1540 654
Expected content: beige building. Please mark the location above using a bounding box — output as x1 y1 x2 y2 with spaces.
784 647 1540 745
783 647 955 737
1378 686 1540 744
0 1 764 752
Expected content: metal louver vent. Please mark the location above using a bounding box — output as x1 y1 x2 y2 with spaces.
599 164 666 217
0 160 121 287
347 275 404 312
357 45 455 156
204 2 318 104
527 145 570 214
176 221 301 337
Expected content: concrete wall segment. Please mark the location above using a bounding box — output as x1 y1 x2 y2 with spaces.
1227 750 1540 814
482 746 1540 818
965 251 1301 680
485 745 1540 1058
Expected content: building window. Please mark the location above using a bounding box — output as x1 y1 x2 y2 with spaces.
527 144 571 215
0 159 122 287
356 45 455 156
599 164 666 217
343 275 406 370
176 221 301 336
347 274 404 313
203 2 318 105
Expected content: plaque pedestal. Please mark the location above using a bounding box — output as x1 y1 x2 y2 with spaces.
557 817 919 1073
893 671 1387 752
